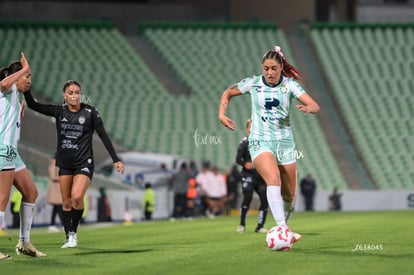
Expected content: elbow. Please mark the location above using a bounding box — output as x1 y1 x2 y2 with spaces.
0 82 9 92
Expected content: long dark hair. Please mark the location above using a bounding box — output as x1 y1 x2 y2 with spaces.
0 61 22 81
262 46 301 80
62 80 81 92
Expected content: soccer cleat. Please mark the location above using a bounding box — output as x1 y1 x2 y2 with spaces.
0 252 12 260
61 238 70 248
292 232 302 244
205 209 215 219
62 232 77 248
236 225 246 234
16 240 47 257
70 232 78 248
255 227 268 233
0 230 8 236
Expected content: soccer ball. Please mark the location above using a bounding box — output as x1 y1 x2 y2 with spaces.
265 225 294 251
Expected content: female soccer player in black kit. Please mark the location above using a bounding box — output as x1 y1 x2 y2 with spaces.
236 119 268 234
23 80 124 248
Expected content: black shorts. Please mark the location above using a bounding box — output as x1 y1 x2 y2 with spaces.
241 174 266 192
59 165 94 179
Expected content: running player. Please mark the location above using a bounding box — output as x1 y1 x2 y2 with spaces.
236 119 268 234
0 53 45 259
219 46 320 243
23 80 125 248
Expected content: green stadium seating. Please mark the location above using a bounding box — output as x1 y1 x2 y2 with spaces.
1 21 347 190
310 24 414 190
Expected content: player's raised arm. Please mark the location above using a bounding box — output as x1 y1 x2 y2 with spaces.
0 52 30 93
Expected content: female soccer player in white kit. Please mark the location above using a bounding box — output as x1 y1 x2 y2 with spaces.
219 46 320 243
0 53 46 259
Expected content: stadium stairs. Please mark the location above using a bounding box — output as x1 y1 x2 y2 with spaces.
126 34 191 97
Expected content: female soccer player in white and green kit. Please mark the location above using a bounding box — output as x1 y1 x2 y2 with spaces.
0 53 46 259
219 46 320 243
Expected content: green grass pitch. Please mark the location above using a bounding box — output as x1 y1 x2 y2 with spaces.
1 210 413 275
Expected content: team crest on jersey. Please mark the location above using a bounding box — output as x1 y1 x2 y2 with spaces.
279 84 288 94
79 116 86 124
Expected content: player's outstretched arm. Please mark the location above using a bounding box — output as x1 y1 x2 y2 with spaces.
218 84 242 130
296 93 320 114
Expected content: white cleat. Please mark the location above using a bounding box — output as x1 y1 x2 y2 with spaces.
61 232 77 248
0 252 11 260
16 240 47 257
255 227 268 233
236 225 246 234
292 232 302 244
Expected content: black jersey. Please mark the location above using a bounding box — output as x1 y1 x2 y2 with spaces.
235 136 259 176
24 90 120 168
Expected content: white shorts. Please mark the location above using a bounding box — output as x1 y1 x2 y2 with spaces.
248 136 297 165
0 145 17 171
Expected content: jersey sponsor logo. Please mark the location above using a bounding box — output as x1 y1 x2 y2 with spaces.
264 97 280 110
261 116 282 123
79 116 86 124
252 86 263 93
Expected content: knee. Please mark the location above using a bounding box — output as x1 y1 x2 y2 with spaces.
22 189 38 203
71 196 84 209
0 197 9 210
62 198 72 210
262 175 281 186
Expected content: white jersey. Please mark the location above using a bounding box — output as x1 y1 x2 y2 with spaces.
238 75 305 141
0 84 21 147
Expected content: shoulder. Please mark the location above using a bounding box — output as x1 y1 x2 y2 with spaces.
282 77 303 90
82 104 100 116
239 75 260 86
281 77 305 96
1 83 18 96
237 75 261 93
82 104 96 111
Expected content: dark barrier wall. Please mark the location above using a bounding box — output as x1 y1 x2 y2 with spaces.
0 0 317 33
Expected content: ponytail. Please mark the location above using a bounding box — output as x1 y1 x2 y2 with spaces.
0 68 8 81
262 46 301 80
